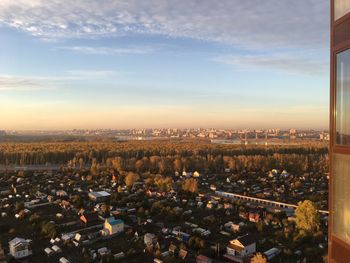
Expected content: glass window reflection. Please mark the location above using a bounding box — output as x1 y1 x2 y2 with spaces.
336 49 350 145
333 153 350 244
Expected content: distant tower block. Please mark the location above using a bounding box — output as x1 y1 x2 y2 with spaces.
245 132 248 145
265 131 268 146
255 132 258 145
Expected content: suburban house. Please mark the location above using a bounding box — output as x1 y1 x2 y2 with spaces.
9 237 32 259
56 190 68 197
248 212 261 223
88 191 111 203
101 217 124 236
226 234 256 258
144 233 158 247
182 171 192 177
192 171 200 177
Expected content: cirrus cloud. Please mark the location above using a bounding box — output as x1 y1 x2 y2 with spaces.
58 46 154 55
214 52 329 76
0 0 329 49
0 70 119 91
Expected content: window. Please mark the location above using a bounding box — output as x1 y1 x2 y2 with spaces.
333 153 350 244
335 0 350 20
336 49 350 145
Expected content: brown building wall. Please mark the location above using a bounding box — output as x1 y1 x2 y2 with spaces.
330 1 350 262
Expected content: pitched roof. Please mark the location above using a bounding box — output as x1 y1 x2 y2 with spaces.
108 219 123 225
9 237 29 247
89 191 110 198
237 234 255 247
179 249 188 259
227 243 244 252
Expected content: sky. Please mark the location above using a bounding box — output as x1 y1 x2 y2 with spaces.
0 0 330 130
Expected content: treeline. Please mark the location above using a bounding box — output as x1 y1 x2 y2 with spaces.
102 153 328 175
0 140 329 174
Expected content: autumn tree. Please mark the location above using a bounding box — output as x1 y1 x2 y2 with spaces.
150 156 160 173
135 159 144 173
112 157 125 172
105 158 112 168
145 177 154 188
79 157 84 169
182 178 198 193
125 172 140 188
251 253 267 263
173 159 182 172
154 176 173 192
295 200 320 234
90 158 98 175
100 204 110 217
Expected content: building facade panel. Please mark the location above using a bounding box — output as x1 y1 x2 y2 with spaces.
335 0 350 20
332 153 350 244
331 0 350 262
336 50 350 144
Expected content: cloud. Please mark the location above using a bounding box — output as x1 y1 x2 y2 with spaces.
65 70 117 78
0 0 329 49
0 70 119 91
59 46 153 55
214 52 329 76
0 74 54 91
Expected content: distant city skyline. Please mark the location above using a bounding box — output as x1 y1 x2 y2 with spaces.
0 0 329 130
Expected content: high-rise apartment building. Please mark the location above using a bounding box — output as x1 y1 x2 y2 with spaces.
330 0 350 262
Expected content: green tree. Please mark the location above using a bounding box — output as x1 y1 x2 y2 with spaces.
15 202 24 212
41 222 57 238
29 213 41 226
72 195 84 209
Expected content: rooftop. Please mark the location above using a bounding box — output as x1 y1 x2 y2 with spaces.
107 218 123 226
89 191 110 197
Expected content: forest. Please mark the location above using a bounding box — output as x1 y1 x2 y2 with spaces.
0 140 329 175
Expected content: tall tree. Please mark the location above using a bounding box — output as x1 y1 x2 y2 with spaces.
295 200 320 234
125 172 140 188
